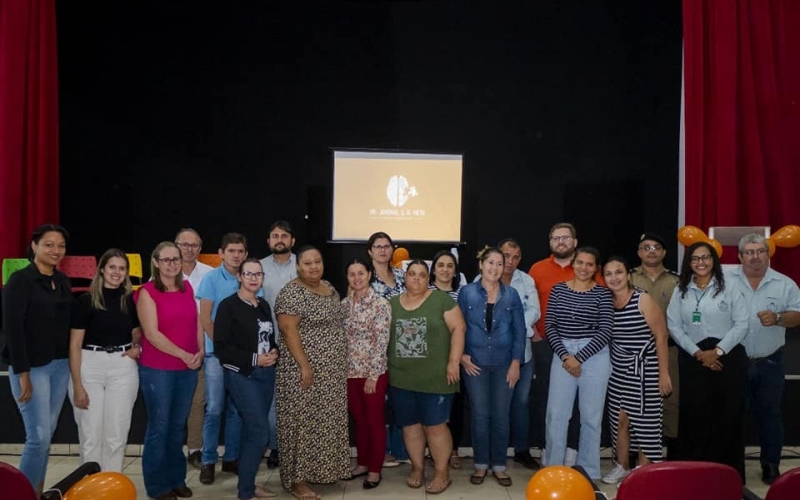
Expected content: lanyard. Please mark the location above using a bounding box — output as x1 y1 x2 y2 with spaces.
692 287 709 311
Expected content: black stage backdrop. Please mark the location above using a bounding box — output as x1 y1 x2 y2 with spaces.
56 0 682 275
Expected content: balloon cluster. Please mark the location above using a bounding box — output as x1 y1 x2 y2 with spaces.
63 472 136 500
677 224 800 258
526 466 595 500
391 247 409 268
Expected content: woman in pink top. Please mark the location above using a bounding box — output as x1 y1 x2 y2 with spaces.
135 241 203 500
343 258 391 489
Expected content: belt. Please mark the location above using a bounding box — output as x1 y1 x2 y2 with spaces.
83 343 133 353
749 347 783 364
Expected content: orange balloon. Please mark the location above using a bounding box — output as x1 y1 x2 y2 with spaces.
772 224 800 248
677 225 707 246
391 247 409 268
526 465 595 500
707 238 723 258
767 237 777 257
63 472 136 500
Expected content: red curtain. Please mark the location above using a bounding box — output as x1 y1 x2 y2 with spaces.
683 0 800 280
0 0 60 263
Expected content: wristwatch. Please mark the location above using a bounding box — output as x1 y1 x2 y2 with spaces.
715 347 725 357
776 313 783 326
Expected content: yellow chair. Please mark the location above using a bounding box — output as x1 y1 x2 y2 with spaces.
126 253 144 290
2 258 30 287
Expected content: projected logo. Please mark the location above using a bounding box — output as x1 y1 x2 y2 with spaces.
386 175 419 207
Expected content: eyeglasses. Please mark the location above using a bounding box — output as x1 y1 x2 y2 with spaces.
175 243 201 250
742 248 768 257
242 271 265 280
158 257 182 265
690 254 712 263
550 235 573 243
640 244 663 251
371 244 392 251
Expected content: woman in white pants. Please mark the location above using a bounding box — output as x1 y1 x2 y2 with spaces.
69 249 141 471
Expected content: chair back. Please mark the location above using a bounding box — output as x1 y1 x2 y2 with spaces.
197 253 222 268
766 467 800 500
615 461 742 500
126 253 144 290
2 258 30 286
0 461 38 500
58 255 98 292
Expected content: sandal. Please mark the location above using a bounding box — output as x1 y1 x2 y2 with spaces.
290 484 321 500
426 477 452 495
406 470 425 489
470 470 487 485
494 472 513 487
449 452 462 469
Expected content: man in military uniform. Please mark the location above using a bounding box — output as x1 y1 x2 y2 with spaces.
630 232 680 458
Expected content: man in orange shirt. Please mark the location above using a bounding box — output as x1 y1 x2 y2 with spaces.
528 222 596 465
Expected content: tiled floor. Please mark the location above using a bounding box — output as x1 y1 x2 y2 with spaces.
1 448 798 499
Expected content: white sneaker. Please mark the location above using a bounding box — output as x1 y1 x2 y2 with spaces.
564 447 578 467
602 463 631 484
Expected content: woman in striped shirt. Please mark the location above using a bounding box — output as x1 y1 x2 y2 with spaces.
544 247 614 480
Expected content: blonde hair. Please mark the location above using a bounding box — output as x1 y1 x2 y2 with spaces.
89 249 133 312
150 241 186 293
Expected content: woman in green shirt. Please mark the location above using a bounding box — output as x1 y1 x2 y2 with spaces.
387 259 465 495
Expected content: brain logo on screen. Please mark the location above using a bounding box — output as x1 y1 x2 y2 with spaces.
386 175 418 207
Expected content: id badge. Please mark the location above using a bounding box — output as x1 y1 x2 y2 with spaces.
692 310 702 325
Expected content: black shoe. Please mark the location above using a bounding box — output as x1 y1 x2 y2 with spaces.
221 460 239 475
363 477 381 489
172 486 193 498
199 464 215 484
187 451 202 470
513 451 541 470
153 493 177 500
267 450 280 469
762 463 780 484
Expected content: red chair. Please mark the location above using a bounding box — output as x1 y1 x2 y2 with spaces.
766 467 800 500
615 461 742 500
0 462 38 500
58 255 97 292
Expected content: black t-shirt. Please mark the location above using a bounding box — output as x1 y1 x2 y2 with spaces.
71 287 139 347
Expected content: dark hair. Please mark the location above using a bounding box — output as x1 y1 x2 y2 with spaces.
677 241 725 298
269 220 294 237
367 232 394 280
28 224 69 261
572 246 600 266
237 257 262 275
346 257 372 275
430 250 460 291
405 258 429 276
150 241 186 293
295 244 321 261
220 232 248 252
497 238 521 250
90 248 133 312
602 255 633 290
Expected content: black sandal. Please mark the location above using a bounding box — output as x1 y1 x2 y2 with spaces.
470 471 487 485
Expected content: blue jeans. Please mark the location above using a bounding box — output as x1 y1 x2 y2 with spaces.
385 395 409 460
139 365 197 498
545 339 611 479
748 348 785 466
463 365 514 471
267 386 278 451
225 367 275 500
8 359 69 489
511 358 534 452
202 356 241 464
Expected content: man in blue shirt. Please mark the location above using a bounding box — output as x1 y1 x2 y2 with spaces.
196 233 249 484
727 233 800 484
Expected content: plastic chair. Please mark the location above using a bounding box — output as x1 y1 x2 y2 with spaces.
766 467 800 500
126 253 144 290
0 462 38 500
58 255 97 293
197 253 222 268
615 461 742 500
2 258 30 286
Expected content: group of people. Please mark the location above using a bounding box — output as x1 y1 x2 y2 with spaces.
2 221 798 500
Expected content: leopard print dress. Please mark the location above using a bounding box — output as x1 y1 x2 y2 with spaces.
274 280 350 490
